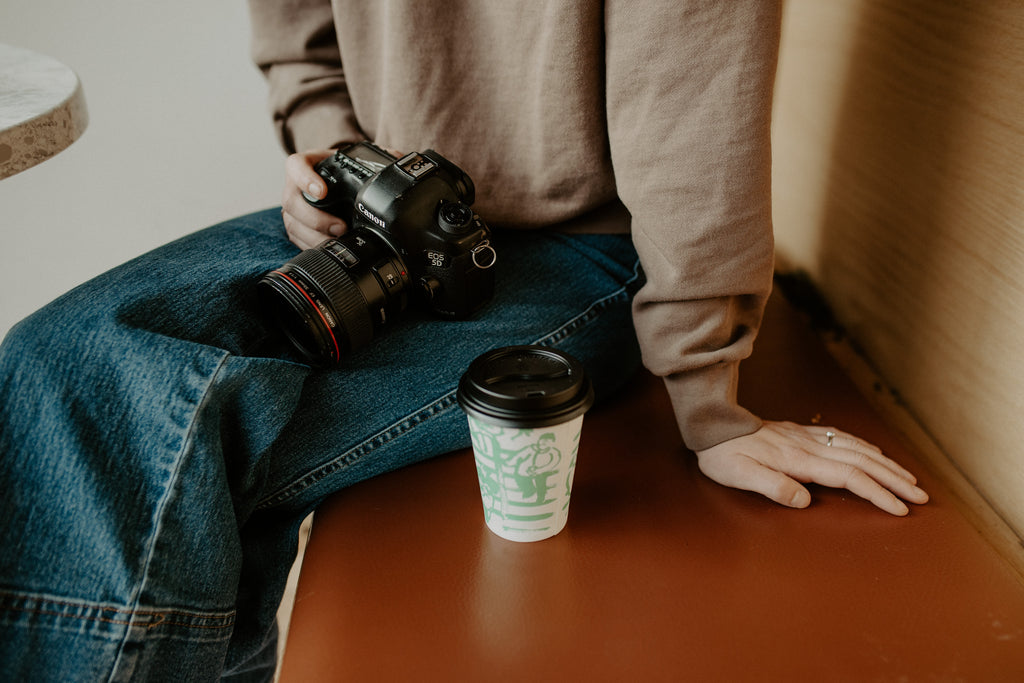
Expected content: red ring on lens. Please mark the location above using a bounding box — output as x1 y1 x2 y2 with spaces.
272 270 341 362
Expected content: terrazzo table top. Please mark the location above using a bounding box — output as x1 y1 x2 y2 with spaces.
0 43 88 180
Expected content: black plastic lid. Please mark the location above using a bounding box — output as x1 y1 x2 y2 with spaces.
457 346 594 428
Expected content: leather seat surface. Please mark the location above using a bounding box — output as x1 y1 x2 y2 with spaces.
280 294 1024 681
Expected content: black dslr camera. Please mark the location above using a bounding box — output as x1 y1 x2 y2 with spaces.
258 141 496 364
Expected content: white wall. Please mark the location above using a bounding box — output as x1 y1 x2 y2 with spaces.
0 1 284 338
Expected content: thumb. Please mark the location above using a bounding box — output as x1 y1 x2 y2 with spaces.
285 150 335 200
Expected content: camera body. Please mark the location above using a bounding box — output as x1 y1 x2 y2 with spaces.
305 141 495 320
258 142 496 364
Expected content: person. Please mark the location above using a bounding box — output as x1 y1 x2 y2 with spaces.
0 1 928 680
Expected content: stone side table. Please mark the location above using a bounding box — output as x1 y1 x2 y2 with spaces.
0 43 88 180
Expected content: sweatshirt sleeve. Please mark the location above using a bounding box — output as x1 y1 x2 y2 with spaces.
605 1 781 452
247 0 364 153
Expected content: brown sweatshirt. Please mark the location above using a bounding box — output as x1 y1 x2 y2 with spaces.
248 0 779 451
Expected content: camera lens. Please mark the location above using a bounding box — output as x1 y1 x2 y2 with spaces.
257 230 409 364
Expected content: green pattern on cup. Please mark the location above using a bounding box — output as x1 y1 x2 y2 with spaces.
468 415 582 540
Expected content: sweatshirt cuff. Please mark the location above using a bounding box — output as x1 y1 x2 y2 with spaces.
279 99 363 154
662 361 762 452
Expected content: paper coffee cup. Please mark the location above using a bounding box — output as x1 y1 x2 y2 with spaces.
457 346 594 542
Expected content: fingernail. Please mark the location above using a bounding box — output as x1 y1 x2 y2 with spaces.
307 182 323 199
328 224 344 236
791 489 811 508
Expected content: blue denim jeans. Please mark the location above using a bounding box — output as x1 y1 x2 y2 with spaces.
0 208 642 681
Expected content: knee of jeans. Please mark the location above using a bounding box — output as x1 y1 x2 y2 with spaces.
1 304 63 371
1 290 116 372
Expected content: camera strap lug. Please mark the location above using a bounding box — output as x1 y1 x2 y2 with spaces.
471 240 497 270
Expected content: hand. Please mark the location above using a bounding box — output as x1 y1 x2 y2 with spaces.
281 150 347 249
694 421 929 516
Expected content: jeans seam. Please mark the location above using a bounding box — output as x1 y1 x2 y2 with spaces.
112 352 233 664
254 258 642 510
0 589 236 631
254 390 459 510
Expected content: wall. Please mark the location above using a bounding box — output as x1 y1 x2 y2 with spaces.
0 1 283 339
772 0 1024 536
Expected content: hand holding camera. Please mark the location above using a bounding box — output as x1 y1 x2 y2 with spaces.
259 142 497 364
280 150 349 249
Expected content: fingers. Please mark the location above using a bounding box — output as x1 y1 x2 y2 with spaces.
815 444 929 506
773 423 929 514
803 424 918 484
282 150 347 249
697 450 812 510
281 207 341 250
791 457 913 516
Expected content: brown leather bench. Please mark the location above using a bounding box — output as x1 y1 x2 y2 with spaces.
278 292 1024 681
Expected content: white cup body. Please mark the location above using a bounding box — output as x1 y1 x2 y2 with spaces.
466 414 584 542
